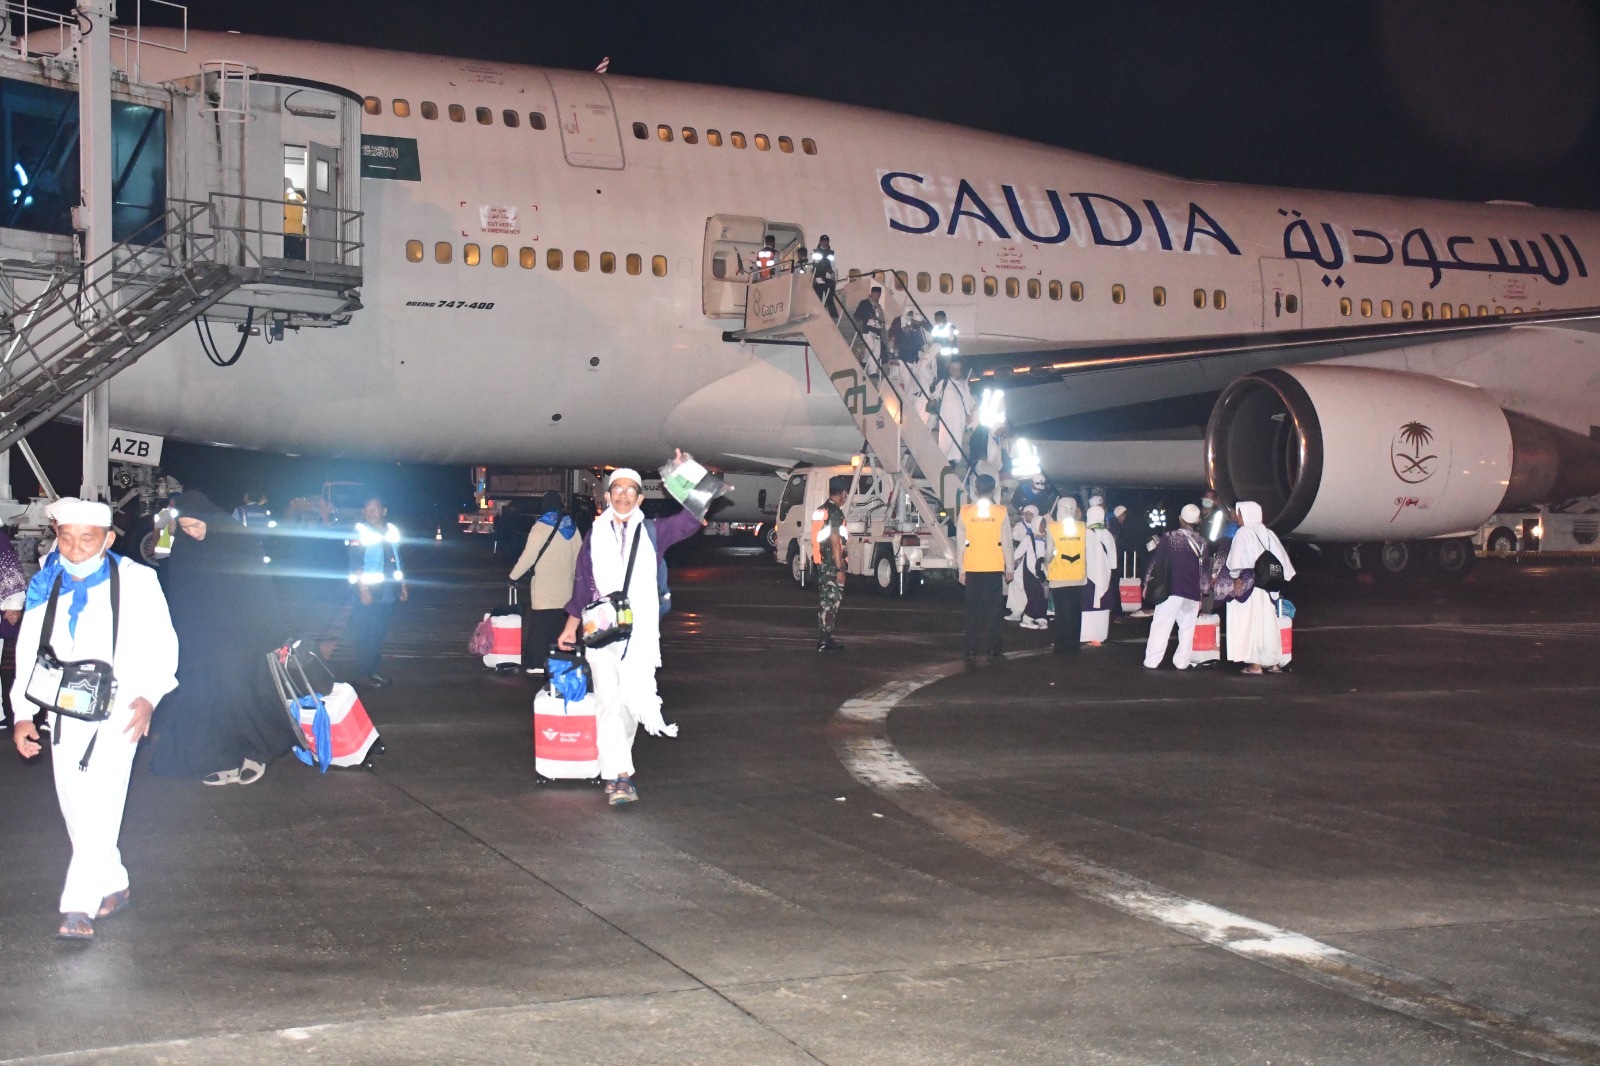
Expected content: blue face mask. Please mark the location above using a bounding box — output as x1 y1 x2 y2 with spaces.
62 550 107 579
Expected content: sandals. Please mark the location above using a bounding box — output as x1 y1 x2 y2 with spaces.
56 913 94 940
237 759 267 785
202 768 242 786
1241 665 1265 675
97 889 130 919
605 777 638 807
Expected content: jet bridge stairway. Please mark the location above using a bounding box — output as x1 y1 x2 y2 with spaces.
740 269 976 568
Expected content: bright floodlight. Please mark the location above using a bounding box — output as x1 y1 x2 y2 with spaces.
979 387 1006 429
1010 437 1041 478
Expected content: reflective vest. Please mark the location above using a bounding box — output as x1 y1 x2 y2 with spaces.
960 500 1005 572
755 247 776 278
1046 518 1086 583
811 503 846 565
350 521 404 585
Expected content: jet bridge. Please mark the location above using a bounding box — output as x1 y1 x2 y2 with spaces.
737 269 979 584
0 6 364 524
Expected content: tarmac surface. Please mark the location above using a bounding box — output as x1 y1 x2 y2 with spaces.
2 535 1599 1065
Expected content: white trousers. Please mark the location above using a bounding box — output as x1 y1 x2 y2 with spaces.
50 706 140 914
1143 595 1201 668
589 648 660 780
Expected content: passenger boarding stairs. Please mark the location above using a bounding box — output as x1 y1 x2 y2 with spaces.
0 197 361 453
740 269 977 565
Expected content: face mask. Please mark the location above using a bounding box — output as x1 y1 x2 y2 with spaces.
62 551 106 579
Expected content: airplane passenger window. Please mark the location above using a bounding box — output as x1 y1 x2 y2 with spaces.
802 138 818 155
1460 304 1471 318
961 275 975 295
682 127 698 144
1111 283 1125 305
848 268 861 280
530 112 547 130
491 245 508 268
1213 290 1226 310
1005 277 1019 298
449 104 465 123
476 107 493 125
632 122 648 139
1193 288 1206 309
392 99 410 118
731 131 747 148
421 101 438 120
1028 279 1041 299
626 253 642 275
405 239 422 263
1070 281 1084 302
652 255 668 276
1493 305 1505 315
520 247 536 269
755 134 770 150
574 250 590 271
1285 295 1298 313
363 97 381 115
707 129 722 146
464 243 481 266
711 253 727 280
894 270 909 289
503 110 520 128
657 125 673 142
600 252 616 273
917 272 930 293
940 274 953 294
1400 300 1413 319
1048 280 1062 300
984 277 998 297
434 241 452 264
547 249 563 270
1512 306 1523 313
1359 298 1372 317
1152 286 1166 306
1421 302 1433 320
1340 297 1352 316
778 136 794 153
1441 303 1453 319
1381 299 1393 319
1476 305 1487 317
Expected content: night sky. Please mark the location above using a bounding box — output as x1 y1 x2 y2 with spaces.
164 0 1600 208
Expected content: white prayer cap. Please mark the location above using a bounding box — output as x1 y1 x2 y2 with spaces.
1180 504 1201 524
1088 494 1104 506
48 497 113 527
1113 505 1127 518
607 468 642 489
1021 504 1039 517
1087 505 1105 524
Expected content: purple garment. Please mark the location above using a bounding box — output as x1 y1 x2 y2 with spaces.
1150 529 1208 601
565 507 704 617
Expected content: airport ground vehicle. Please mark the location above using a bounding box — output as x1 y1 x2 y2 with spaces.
772 462 956 596
286 481 369 530
1476 499 1600 554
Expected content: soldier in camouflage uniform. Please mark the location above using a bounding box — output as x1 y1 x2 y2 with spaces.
815 477 850 653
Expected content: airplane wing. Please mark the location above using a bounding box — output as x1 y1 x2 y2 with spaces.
973 305 1600 431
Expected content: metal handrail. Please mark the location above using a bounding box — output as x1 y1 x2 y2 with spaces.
4 0 189 82
173 192 363 270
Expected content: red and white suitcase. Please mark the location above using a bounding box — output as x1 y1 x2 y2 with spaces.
533 688 601 783
270 642 384 772
297 682 380 768
1118 552 1143 611
1279 615 1293 660
1190 613 1221 664
481 585 522 673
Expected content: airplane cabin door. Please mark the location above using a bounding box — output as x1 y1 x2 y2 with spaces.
306 141 339 263
1259 258 1303 329
544 72 625 170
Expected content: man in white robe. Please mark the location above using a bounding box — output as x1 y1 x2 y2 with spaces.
11 498 179 940
1225 501 1296 673
1079 505 1118 645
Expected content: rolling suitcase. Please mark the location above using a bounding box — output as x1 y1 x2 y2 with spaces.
269 641 384 771
1190 613 1221 665
1118 552 1144 612
533 650 601 784
478 585 523 673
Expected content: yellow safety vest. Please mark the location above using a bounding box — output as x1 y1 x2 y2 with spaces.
812 503 846 565
1046 518 1086 583
960 501 1005 572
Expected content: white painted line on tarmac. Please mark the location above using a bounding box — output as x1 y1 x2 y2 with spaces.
828 658 1600 1066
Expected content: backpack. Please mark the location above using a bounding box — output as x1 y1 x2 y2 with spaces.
1252 534 1288 593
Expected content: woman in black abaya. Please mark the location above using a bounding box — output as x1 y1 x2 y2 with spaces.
148 491 296 784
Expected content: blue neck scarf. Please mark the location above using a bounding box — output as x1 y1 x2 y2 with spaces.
26 552 118 638
537 511 576 539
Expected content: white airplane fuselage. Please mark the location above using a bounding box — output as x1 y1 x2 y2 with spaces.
109 33 1600 477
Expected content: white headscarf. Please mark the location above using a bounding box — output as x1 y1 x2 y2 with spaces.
1051 496 1080 535
1226 501 1296 581
1084 504 1117 601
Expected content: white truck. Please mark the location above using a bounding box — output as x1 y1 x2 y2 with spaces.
772 463 957 595
1477 498 1600 554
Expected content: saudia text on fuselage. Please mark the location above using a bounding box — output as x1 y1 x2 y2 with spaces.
878 171 1592 291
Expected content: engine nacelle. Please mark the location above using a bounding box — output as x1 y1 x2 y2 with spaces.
1206 366 1600 540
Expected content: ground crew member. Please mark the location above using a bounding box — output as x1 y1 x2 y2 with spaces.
811 234 838 316
957 474 1012 661
11 498 179 941
348 496 407 688
813 476 849 652
754 234 778 280
283 180 307 260
929 310 959 357
1046 496 1087 655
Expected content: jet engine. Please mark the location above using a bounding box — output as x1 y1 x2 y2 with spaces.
1206 365 1600 541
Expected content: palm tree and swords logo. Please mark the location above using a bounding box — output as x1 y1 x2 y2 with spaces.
1391 421 1439 484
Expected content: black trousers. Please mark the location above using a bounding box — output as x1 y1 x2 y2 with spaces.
523 607 568 669
964 571 1005 657
352 600 394 677
1051 583 1084 654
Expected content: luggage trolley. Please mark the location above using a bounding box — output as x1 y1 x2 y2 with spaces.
269 640 385 771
